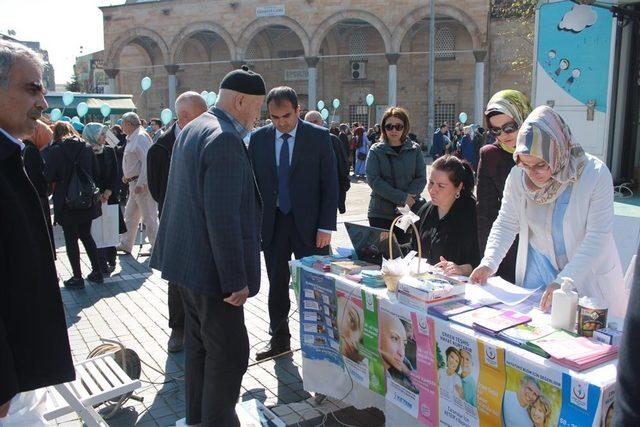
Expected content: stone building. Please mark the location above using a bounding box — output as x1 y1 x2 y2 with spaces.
101 0 532 139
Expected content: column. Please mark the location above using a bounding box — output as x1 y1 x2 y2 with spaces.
473 50 487 125
104 68 119 95
305 56 319 110
164 64 179 111
386 53 400 107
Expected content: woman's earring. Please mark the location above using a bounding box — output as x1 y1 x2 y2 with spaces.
455 192 460 199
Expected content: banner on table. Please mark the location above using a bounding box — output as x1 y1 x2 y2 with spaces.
504 352 562 427
435 322 480 427
410 311 438 426
91 204 119 248
599 383 615 427
361 289 386 395
477 341 506 426
378 299 423 418
558 373 601 426
299 268 343 367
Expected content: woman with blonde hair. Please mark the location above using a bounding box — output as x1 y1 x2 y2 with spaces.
528 395 552 427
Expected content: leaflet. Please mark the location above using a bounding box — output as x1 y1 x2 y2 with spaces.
477 341 506 426
467 277 542 306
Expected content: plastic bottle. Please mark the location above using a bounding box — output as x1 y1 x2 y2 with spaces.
550 277 579 331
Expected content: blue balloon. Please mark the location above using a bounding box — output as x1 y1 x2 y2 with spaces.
206 91 217 107
72 122 84 132
76 102 89 118
62 91 74 106
61 116 71 122
321 108 329 120
100 104 111 118
317 100 325 110
161 108 173 125
71 116 80 124
50 108 62 122
365 94 375 107
332 98 340 109
141 76 152 91
459 112 468 124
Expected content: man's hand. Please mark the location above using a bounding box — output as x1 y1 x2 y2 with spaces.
540 282 561 313
0 400 11 418
134 185 144 195
224 286 249 306
316 230 331 248
469 265 493 285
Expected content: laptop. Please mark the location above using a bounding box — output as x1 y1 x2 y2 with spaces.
344 222 404 266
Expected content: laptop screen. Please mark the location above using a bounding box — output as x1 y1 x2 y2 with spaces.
345 222 404 265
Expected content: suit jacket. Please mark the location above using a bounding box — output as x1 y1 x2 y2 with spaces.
330 133 350 214
150 108 263 299
147 123 177 215
249 119 338 249
0 132 74 405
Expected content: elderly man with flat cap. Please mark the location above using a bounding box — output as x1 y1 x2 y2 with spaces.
150 66 265 426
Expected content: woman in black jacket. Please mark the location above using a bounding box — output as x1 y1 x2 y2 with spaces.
43 122 102 288
83 123 124 274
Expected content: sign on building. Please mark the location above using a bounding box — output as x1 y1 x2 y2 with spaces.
256 5 285 18
284 69 308 81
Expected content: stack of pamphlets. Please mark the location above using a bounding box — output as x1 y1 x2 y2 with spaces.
300 255 339 272
498 320 559 357
360 270 386 288
523 329 578 358
472 309 532 337
330 260 379 276
449 306 503 328
534 335 618 371
427 298 490 320
397 273 467 311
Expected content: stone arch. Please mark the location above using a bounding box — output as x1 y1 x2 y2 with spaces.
169 22 236 64
106 27 169 68
310 10 392 57
236 16 310 60
391 5 485 53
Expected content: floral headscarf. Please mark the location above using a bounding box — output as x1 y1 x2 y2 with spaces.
514 105 586 205
484 90 533 154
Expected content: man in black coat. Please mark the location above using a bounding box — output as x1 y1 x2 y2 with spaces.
147 91 207 353
0 39 74 422
249 87 338 360
304 110 350 213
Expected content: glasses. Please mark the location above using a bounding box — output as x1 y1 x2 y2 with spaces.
384 123 404 131
517 160 549 172
489 121 518 136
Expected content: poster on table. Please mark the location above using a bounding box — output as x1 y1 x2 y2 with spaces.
378 298 430 419
359 288 386 395
504 351 563 427
410 310 438 425
476 340 506 426
557 373 601 427
335 279 371 389
299 268 343 367
435 322 480 427
599 383 615 427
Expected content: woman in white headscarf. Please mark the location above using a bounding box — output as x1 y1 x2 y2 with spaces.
470 106 628 316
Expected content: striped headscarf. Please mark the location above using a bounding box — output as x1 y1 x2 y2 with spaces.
514 105 586 205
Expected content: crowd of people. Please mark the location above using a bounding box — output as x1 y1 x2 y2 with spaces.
1 37 638 426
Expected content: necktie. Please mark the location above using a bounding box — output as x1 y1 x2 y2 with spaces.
278 133 292 214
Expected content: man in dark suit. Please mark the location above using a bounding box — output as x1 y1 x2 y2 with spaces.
249 86 338 360
150 66 265 426
0 39 74 422
147 91 207 353
304 110 350 213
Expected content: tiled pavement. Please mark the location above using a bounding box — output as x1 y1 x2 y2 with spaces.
50 177 394 427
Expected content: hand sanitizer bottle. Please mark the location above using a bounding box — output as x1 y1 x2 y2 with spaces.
550 277 579 331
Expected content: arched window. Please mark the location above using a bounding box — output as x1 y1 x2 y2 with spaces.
435 25 455 59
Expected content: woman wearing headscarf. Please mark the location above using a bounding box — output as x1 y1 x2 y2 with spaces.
354 126 369 179
83 123 126 274
470 106 628 317
476 90 532 283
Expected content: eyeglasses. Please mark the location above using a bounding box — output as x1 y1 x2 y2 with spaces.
384 123 404 131
489 121 518 136
517 160 549 172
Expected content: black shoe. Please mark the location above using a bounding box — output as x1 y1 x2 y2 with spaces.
63 277 85 289
167 328 184 353
255 341 291 361
87 271 104 284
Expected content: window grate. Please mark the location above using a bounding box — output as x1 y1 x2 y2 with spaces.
349 105 369 126
435 26 455 59
434 103 456 128
349 30 367 61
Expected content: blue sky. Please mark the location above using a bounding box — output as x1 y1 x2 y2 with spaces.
0 0 126 84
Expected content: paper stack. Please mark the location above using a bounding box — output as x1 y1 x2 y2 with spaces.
472 309 532 337
360 270 386 288
427 298 489 320
397 274 467 311
330 260 379 276
534 335 618 371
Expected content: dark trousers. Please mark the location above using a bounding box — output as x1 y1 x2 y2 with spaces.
168 282 185 330
98 247 117 270
181 287 248 427
368 217 410 245
264 210 330 345
62 221 100 278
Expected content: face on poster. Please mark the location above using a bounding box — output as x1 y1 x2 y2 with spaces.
435 323 480 426
378 305 419 394
504 354 562 427
337 287 365 363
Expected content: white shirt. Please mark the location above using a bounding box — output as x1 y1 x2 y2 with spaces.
0 127 24 150
122 126 153 187
275 125 297 167
502 391 532 427
438 368 462 400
